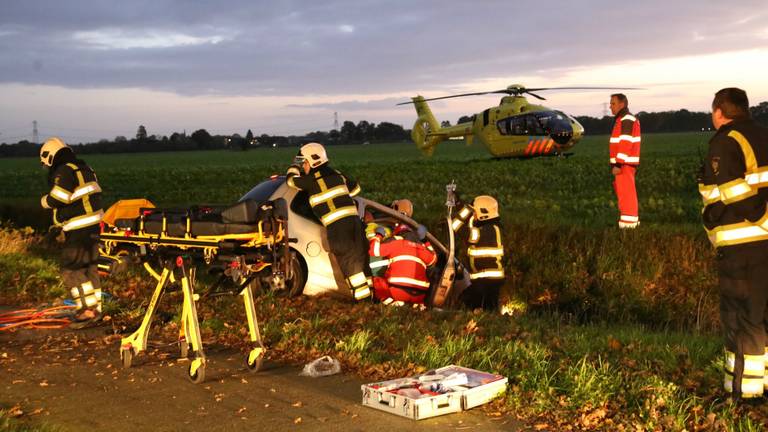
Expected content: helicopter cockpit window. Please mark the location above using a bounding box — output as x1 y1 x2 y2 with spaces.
497 116 529 136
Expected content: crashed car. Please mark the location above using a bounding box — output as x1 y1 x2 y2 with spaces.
240 175 469 301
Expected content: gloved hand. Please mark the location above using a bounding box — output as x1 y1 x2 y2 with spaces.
287 165 301 176
416 224 427 241
43 225 62 246
374 226 388 238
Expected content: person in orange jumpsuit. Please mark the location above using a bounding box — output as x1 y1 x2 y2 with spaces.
609 93 641 228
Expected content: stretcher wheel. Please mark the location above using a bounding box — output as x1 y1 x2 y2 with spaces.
120 347 134 369
246 347 264 372
188 358 205 384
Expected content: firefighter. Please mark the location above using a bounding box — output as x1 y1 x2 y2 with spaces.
699 88 768 400
451 195 505 311
609 93 641 228
286 143 372 301
39 137 104 326
369 225 436 305
390 198 425 242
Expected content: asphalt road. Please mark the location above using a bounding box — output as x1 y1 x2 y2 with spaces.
0 327 520 431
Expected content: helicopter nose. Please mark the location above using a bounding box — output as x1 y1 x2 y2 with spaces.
549 123 574 145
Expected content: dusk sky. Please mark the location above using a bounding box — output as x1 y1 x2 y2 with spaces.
1 0 767 142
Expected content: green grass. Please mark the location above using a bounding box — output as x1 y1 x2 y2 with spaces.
3 133 757 430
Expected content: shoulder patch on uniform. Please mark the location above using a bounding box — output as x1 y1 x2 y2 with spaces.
711 157 720 176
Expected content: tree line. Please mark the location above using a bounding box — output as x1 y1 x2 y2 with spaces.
0 120 411 158
2 103 767 157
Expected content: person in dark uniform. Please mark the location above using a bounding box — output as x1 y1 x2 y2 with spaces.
699 88 768 399
286 143 372 301
39 137 104 325
450 195 505 311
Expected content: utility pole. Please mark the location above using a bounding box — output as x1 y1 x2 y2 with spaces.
333 112 339 130
602 103 609 118
32 120 39 145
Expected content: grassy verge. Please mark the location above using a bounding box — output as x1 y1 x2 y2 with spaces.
1 223 764 430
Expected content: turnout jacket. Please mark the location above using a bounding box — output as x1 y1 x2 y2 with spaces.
369 235 437 291
41 160 103 232
699 119 768 249
609 108 641 166
451 204 505 280
286 164 361 226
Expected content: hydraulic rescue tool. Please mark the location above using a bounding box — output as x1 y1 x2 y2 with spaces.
99 198 293 383
430 181 457 307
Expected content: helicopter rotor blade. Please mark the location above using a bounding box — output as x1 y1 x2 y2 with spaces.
525 86 644 92
525 91 546 100
395 90 510 105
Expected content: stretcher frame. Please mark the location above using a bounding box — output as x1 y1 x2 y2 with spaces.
100 203 290 383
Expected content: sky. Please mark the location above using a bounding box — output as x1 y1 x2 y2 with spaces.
1 0 767 142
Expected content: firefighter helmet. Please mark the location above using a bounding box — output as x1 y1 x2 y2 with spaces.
40 137 69 167
299 142 328 168
473 195 499 221
391 199 413 218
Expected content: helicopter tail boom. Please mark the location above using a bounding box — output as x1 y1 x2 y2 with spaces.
410 96 446 156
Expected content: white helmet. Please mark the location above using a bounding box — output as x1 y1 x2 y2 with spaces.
299 142 328 168
40 137 69 167
473 195 499 221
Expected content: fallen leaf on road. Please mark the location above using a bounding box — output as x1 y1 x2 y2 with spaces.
237 407 247 414
39 380 49 387
12 379 25 384
294 417 302 424
264 403 270 408
9 405 23 418
270 387 276 393
30 408 44 416
534 423 549 430
240 378 248 384
292 401 303 407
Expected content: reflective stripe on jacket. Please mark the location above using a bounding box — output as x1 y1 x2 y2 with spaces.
286 164 360 226
700 119 768 248
609 108 641 166
42 161 103 231
369 236 436 290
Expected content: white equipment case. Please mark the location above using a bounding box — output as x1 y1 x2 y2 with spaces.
360 365 507 420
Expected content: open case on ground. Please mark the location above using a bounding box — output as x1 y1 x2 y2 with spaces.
361 365 507 420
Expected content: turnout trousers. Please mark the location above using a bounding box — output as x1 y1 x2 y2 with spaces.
327 216 372 300
60 226 102 313
613 165 639 228
460 278 502 311
717 243 768 398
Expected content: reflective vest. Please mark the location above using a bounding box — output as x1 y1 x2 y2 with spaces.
450 204 505 280
286 164 361 226
609 108 641 166
467 218 505 280
369 235 436 291
700 119 768 248
41 161 103 231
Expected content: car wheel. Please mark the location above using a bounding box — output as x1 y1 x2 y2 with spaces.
285 250 307 297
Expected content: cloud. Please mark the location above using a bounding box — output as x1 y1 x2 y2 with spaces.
286 97 406 110
72 29 229 50
337 24 355 33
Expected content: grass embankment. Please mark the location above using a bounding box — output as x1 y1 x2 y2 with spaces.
1 224 763 431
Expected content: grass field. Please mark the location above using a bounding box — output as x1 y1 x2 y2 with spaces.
4 133 765 430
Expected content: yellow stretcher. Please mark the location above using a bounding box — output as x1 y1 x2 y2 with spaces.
99 198 292 383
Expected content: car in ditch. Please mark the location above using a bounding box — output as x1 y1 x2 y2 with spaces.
240 175 470 301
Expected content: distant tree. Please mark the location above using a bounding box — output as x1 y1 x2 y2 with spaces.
340 121 357 144
374 122 408 141
114 135 127 143
457 115 474 124
357 120 374 142
136 125 147 141
441 120 452 128
243 129 253 151
190 129 214 150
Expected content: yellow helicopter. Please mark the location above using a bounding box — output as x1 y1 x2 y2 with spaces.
399 84 635 158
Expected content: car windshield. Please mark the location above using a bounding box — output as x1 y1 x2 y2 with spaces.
239 176 284 203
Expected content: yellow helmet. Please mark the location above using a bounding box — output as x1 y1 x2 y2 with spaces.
473 195 499 221
391 199 413 218
40 137 69 167
299 142 328 168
